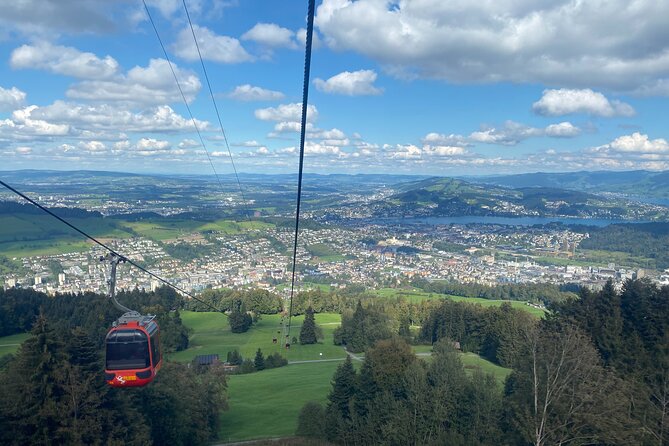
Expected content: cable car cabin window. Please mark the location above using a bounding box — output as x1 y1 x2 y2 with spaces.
150 331 160 364
106 329 150 370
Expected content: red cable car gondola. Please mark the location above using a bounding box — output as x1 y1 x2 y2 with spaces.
105 314 162 387
102 255 162 387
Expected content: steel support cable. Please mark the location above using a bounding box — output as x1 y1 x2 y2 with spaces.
285 0 316 342
0 180 222 313
142 0 228 202
182 0 250 219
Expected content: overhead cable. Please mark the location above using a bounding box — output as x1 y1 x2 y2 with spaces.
286 0 316 341
0 180 222 313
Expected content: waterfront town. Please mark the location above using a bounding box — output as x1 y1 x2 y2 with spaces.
4 218 668 298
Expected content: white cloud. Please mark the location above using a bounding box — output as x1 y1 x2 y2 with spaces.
173 25 253 64
66 59 201 106
315 0 669 93
0 86 26 112
113 140 130 151
15 146 32 154
423 145 468 157
4 105 70 137
470 121 542 146
314 70 382 96
545 122 581 137
227 84 285 101
255 103 318 122
421 132 469 147
384 144 422 159
605 133 669 153
137 138 170 151
533 89 635 117
178 139 199 149
305 141 342 156
241 23 297 49
26 101 209 133
78 140 106 152
309 128 346 139
11 42 118 79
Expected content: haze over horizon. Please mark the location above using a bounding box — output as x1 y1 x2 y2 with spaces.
1 0 669 176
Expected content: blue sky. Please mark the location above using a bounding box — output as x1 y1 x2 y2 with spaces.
1 0 669 176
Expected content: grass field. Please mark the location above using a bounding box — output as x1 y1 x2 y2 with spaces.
460 352 512 385
371 288 546 318
123 219 275 241
170 312 345 363
0 332 30 357
219 361 341 442
173 309 513 443
0 213 133 257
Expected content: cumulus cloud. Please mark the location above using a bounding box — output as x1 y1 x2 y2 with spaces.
0 86 26 112
255 102 318 122
470 121 543 146
11 42 119 79
314 70 382 96
78 140 106 152
241 23 297 49
421 132 469 147
315 0 669 92
66 58 201 106
602 133 669 153
544 122 582 137
173 25 253 64
24 101 209 134
384 144 422 159
423 145 469 156
1 105 70 138
227 84 285 101
533 89 635 117
178 138 199 149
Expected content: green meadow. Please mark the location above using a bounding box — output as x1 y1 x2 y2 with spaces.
371 288 546 317
124 218 275 241
173 309 513 443
219 361 341 442
170 311 345 363
0 332 30 357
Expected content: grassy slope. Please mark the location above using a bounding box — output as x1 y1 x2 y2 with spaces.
0 332 30 357
371 288 546 318
170 312 344 363
219 361 341 442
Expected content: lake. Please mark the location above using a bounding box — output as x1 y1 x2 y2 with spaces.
374 216 650 227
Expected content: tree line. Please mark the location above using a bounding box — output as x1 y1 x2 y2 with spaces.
0 286 228 445
298 279 668 445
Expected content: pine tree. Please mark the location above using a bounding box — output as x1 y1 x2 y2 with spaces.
254 348 265 371
300 306 318 344
226 349 242 365
0 314 68 444
327 355 357 419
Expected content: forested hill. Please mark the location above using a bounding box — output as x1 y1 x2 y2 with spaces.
474 170 669 198
367 176 669 220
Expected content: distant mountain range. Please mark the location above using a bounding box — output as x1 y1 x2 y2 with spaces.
367 177 669 220
471 170 669 199
2 169 668 221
